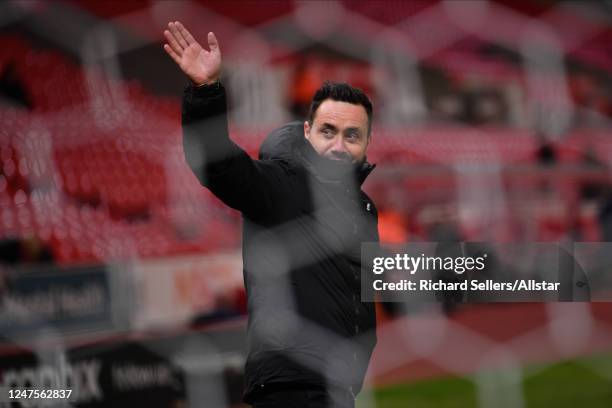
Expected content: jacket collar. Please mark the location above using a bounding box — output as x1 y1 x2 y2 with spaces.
258 121 375 187
295 136 376 188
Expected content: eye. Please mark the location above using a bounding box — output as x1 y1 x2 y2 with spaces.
346 132 359 141
321 128 333 138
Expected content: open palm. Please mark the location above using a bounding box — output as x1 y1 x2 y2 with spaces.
163 21 221 86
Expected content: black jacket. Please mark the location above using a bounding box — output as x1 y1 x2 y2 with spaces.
182 82 378 401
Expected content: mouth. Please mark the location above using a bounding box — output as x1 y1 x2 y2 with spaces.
325 154 352 163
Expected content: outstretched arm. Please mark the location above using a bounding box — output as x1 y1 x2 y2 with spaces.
163 22 286 219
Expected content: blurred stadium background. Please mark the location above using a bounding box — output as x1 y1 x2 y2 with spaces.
1 0 612 407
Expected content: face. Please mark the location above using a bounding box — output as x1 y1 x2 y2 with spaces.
304 99 370 164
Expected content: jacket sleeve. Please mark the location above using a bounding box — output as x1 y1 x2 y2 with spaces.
182 82 284 219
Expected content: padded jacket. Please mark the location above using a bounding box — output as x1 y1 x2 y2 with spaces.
182 82 378 402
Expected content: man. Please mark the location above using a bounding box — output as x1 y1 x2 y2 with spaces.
164 21 378 407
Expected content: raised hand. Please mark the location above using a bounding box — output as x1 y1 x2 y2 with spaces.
163 21 221 86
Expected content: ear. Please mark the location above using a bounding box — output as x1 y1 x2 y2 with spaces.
303 121 311 140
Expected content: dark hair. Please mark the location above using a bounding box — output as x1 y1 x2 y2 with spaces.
307 81 373 135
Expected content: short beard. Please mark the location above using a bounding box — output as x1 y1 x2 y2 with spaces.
324 152 353 163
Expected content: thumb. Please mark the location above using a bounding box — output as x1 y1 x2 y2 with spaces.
208 32 220 52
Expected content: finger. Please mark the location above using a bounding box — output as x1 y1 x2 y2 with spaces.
171 21 189 49
163 44 181 65
175 21 196 46
166 22 183 46
164 30 183 56
207 32 220 52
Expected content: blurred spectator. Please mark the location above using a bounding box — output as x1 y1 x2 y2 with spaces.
536 140 557 166
0 61 32 109
598 186 612 242
0 236 54 266
290 58 323 119
429 221 464 314
378 208 408 244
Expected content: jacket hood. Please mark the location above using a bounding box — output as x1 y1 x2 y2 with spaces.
259 121 303 161
259 121 375 186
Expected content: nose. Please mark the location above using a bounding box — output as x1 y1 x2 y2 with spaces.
330 136 349 157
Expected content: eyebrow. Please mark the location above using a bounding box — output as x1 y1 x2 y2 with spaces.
321 122 338 131
320 123 362 135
